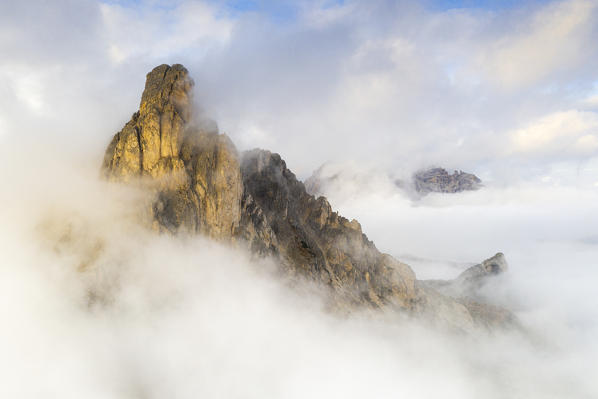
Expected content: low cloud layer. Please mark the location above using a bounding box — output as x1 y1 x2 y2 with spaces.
1 0 598 397
302 161 598 397
1 134 597 398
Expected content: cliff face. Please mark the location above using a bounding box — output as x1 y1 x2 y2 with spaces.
103 64 191 180
103 64 243 239
103 64 513 330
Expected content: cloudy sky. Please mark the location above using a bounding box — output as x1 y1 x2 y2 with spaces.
2 0 598 183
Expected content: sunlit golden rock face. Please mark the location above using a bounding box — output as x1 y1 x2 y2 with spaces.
103 64 192 180
101 64 514 331
102 64 243 239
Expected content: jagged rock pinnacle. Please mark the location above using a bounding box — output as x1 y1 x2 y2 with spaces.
102 64 243 239
103 64 193 180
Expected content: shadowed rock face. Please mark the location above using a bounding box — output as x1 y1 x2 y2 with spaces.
102 64 514 331
239 149 416 309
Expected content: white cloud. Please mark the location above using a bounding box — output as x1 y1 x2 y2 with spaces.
1 1 598 397
99 1 234 64
300 0 356 28
475 0 598 90
509 110 598 157
2 131 598 398
3 66 47 114
2 0 598 180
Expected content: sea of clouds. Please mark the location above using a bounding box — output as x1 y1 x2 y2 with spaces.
2 0 598 397
0 122 596 399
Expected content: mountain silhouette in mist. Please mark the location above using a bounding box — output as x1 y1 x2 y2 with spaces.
103 64 515 332
413 168 482 194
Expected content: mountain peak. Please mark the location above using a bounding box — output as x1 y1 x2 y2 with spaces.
101 65 514 331
102 63 197 181
139 64 193 122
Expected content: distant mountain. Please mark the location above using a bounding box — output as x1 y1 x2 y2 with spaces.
102 64 513 332
413 167 482 194
305 164 482 200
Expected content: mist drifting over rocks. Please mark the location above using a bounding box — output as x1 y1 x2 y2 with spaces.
1 140 596 399
2 1 598 398
0 62 595 399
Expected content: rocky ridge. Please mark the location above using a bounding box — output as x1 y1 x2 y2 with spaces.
102 64 513 331
420 253 515 328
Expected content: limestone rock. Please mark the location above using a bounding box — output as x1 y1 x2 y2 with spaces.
102 64 243 238
239 149 417 310
455 252 507 287
103 64 192 180
420 253 517 329
413 167 481 194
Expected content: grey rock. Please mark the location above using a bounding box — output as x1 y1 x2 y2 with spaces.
239 149 417 310
421 253 517 329
413 167 482 194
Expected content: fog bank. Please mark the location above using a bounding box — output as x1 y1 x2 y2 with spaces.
0 133 596 399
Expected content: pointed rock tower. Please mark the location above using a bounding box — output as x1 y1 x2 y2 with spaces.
103 64 243 238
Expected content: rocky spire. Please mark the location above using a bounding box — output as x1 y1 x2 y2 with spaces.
103 64 193 180
102 64 243 239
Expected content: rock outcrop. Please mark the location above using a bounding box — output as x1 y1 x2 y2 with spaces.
102 64 514 331
103 64 243 239
422 252 507 298
421 253 516 329
413 167 481 194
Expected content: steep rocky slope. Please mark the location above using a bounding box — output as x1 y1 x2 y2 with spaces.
103 64 513 330
239 149 416 309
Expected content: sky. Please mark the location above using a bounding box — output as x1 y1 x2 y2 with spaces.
2 0 598 183
1 1 598 398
